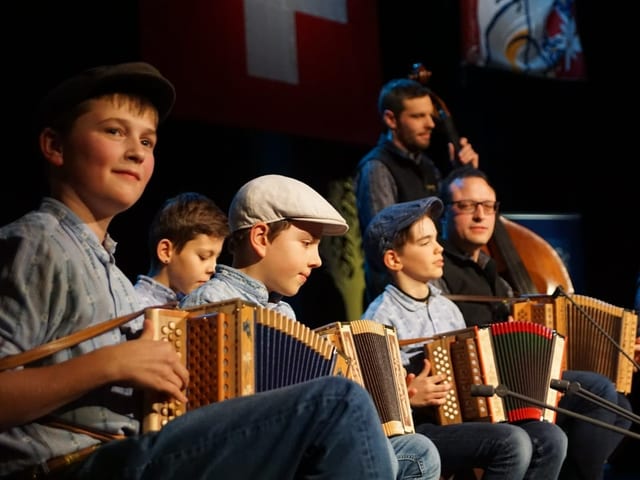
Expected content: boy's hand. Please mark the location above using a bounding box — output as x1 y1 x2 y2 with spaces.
111 318 189 404
407 359 452 408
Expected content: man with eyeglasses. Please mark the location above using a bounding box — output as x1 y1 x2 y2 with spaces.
434 167 511 323
354 78 480 303
434 165 635 480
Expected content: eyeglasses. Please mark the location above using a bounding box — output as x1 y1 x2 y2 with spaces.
449 200 500 214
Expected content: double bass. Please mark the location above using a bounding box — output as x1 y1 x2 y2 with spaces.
409 63 573 296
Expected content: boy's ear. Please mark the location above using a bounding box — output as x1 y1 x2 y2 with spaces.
249 223 269 258
156 239 173 264
39 128 64 166
383 249 402 271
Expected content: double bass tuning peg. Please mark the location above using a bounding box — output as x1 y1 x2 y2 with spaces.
408 63 432 85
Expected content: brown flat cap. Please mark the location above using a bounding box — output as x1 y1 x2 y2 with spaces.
36 61 176 129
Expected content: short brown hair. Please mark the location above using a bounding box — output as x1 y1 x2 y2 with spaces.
147 192 229 269
225 219 290 257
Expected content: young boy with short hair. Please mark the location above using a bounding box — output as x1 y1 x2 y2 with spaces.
135 191 229 307
181 173 442 480
0 63 397 479
362 196 568 480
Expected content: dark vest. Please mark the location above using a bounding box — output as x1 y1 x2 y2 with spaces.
357 138 440 201
378 152 439 200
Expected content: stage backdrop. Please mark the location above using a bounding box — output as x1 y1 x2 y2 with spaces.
139 0 383 145
459 0 585 80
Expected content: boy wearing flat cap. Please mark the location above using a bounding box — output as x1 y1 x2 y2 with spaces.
0 65 398 479
181 174 442 480
182 174 350 317
362 197 568 480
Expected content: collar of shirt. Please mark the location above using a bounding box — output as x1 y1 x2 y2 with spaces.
379 135 424 167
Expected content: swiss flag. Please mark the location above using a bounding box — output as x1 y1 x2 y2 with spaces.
139 0 382 145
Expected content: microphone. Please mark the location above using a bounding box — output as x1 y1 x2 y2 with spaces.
549 378 576 393
550 378 640 424
554 286 640 371
470 383 640 440
469 384 496 398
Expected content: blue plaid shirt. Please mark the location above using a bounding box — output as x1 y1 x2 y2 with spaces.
0 198 142 475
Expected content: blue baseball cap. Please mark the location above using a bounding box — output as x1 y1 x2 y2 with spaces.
363 197 443 271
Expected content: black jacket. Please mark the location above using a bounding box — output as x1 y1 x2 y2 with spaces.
438 237 512 326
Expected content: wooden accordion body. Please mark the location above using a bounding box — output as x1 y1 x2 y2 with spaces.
511 294 638 394
142 299 346 432
423 322 565 426
314 320 415 437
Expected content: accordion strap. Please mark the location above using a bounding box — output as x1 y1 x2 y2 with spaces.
444 294 511 303
0 302 177 372
443 294 553 303
40 416 126 442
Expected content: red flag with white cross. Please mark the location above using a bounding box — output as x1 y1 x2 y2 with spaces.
139 0 382 145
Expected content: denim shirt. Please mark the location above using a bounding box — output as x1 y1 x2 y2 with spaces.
362 283 465 365
0 198 142 475
134 274 180 308
180 264 296 320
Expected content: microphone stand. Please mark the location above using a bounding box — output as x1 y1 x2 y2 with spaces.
554 286 640 371
471 384 640 440
550 379 640 425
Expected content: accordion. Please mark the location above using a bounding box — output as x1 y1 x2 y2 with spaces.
314 319 415 437
511 294 638 394
415 322 565 426
142 299 347 432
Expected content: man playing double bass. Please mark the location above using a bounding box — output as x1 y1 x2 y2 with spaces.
433 165 635 480
354 77 479 304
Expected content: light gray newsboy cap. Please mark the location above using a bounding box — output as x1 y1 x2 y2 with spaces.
229 174 349 236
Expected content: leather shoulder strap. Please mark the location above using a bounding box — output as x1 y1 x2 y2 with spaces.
0 302 177 371
443 294 512 303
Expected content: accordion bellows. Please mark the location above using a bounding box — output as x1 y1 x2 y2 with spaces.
512 294 638 394
315 319 415 437
421 322 566 425
142 299 347 432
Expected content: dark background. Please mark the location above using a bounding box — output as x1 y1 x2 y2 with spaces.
4 1 636 320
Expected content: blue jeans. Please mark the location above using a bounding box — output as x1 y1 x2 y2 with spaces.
68 376 396 479
390 433 441 480
415 419 567 480
517 420 568 480
557 370 633 480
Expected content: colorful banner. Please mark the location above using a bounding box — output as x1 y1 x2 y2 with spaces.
460 0 585 79
139 0 382 144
